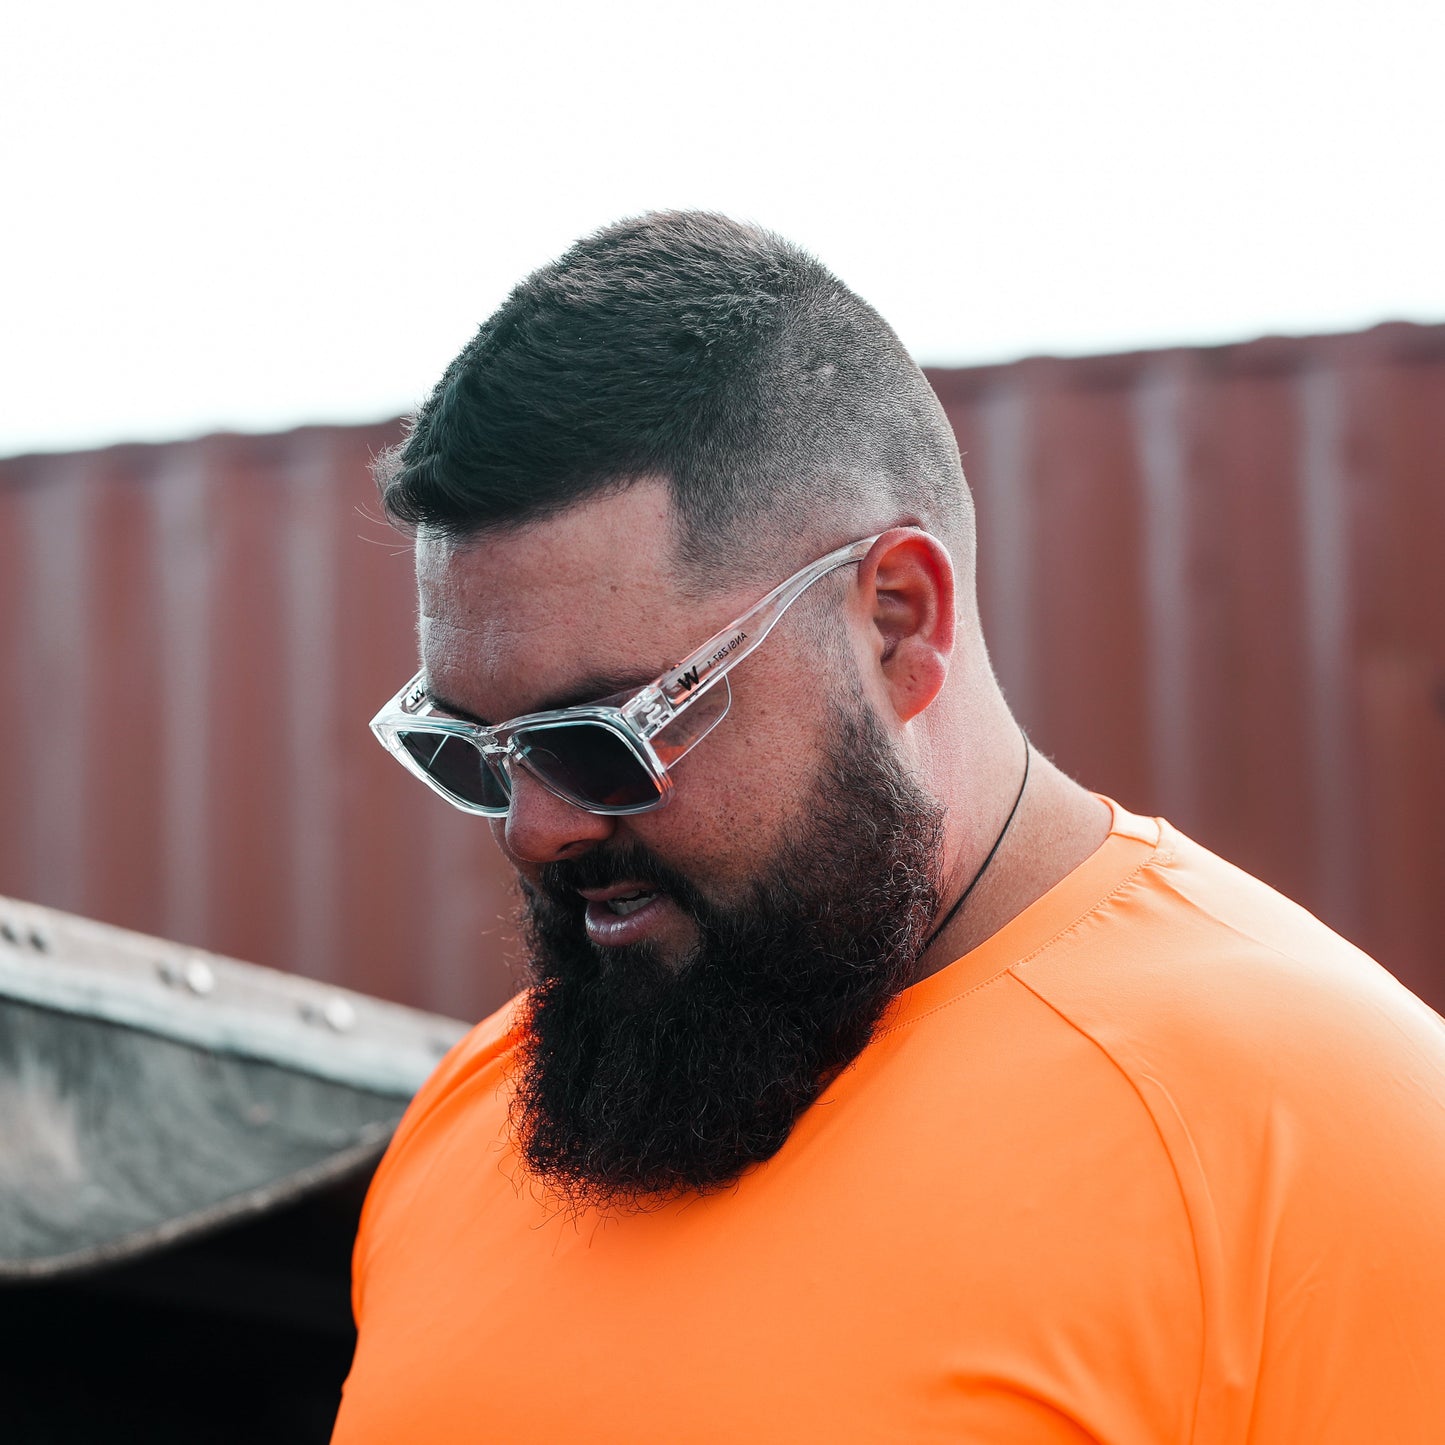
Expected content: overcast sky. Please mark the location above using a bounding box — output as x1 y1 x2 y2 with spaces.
2 0 1441 457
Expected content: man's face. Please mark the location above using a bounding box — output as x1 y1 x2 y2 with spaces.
418 481 944 1208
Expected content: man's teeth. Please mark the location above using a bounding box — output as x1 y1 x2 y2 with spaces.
607 891 656 917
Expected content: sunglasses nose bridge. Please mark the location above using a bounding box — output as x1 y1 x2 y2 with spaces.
485 737 521 811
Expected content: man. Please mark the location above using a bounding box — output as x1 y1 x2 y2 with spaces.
333 213 1445 1442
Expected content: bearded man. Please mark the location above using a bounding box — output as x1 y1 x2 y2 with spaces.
333 213 1445 1443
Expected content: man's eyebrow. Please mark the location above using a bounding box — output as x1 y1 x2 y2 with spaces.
424 671 659 725
424 690 490 725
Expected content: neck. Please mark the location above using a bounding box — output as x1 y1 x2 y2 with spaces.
912 732 1111 988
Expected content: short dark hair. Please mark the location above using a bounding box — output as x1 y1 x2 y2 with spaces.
377 211 968 578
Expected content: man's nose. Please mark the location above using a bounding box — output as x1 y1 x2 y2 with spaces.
499 765 616 864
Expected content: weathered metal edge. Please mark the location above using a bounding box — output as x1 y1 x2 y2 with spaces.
0 896 471 1097
0 1128 392 1283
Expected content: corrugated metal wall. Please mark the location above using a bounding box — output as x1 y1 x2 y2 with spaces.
1 423 514 1022
3 322 1442 1020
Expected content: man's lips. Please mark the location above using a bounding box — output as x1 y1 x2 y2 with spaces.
577 882 671 947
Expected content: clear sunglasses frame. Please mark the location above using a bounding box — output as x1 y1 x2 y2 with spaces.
369 531 889 817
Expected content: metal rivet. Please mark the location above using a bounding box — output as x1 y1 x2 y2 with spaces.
323 996 357 1033
183 958 215 996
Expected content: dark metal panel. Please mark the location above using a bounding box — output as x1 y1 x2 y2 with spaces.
0 893 466 1279
0 463 33 907
203 434 296 973
1 323 1441 1020
1344 343 1445 1001
10 452 97 917
84 451 168 949
2 1184 365 1443
1 998 398 1279
1187 361 1318 908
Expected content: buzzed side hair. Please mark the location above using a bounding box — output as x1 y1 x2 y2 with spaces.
377 211 970 582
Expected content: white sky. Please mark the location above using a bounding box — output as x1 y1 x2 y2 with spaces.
2 0 1441 456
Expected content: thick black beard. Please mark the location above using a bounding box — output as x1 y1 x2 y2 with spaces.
510 704 945 1212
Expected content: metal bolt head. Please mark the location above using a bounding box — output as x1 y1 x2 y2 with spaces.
323 996 357 1033
183 958 216 996
298 994 357 1031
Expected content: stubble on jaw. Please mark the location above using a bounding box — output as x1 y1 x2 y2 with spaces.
505 700 945 1215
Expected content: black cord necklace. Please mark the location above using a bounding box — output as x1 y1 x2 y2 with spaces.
923 724 1031 954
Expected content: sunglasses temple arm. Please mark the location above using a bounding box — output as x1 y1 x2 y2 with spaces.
644 536 879 729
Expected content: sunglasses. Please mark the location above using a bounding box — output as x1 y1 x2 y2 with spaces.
369 532 887 817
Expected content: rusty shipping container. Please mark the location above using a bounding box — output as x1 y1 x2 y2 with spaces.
2 322 1442 1020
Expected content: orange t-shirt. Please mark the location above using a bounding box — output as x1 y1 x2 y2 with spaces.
333 801 1445 1443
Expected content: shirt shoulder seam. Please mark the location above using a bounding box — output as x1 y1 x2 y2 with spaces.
1008 967 1208 1445
876 842 1176 1038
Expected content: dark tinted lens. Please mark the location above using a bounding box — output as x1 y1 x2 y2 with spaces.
399 731 509 811
514 722 660 810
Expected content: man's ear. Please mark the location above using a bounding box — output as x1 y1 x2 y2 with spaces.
855 529 956 724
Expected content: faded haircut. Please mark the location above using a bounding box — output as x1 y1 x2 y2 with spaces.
376 211 971 583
